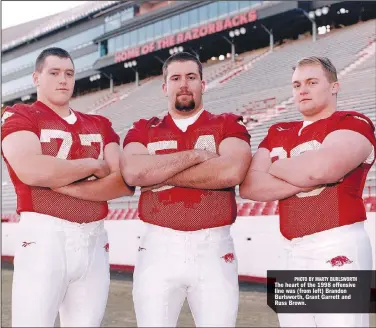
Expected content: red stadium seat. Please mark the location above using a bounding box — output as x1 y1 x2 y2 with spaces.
111 209 119 220
237 209 249 216
262 205 275 215
131 209 139 219
125 208 137 219
108 209 116 220
365 203 372 212
2 214 10 222
118 209 128 220
236 203 244 212
263 201 274 208
10 214 20 223
364 196 376 205
250 202 263 216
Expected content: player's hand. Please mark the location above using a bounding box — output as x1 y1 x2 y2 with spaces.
93 160 111 179
194 149 219 162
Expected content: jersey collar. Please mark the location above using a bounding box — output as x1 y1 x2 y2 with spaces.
165 109 209 133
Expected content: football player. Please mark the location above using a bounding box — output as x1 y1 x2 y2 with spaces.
120 52 252 327
1 47 134 327
240 56 375 327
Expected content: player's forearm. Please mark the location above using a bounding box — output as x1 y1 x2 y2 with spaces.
239 170 307 201
19 155 97 188
53 171 135 201
165 156 247 189
120 150 203 187
268 151 332 187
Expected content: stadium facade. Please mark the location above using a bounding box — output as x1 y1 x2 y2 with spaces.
2 0 375 106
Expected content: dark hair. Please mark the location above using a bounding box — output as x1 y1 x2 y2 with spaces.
162 52 203 81
293 56 338 82
35 47 74 72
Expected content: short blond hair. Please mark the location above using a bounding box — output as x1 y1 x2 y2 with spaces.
293 56 338 82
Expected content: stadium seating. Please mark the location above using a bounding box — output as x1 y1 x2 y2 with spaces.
3 196 376 223
2 19 375 217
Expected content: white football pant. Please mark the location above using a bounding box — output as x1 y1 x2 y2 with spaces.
278 222 372 327
12 212 110 327
133 223 239 327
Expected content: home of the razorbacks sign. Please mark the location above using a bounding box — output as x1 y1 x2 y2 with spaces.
114 9 257 63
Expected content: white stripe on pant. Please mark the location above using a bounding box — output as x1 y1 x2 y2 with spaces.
12 212 110 327
133 223 239 327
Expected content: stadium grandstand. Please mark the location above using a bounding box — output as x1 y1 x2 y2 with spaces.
2 2 376 326
2 0 375 221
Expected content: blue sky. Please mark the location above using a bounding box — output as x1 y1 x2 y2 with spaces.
2 1 88 29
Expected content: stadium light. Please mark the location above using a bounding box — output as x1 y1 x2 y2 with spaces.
322 7 329 15
89 73 101 82
318 25 331 35
315 9 322 17
318 26 326 35
123 60 139 86
21 95 31 102
337 8 349 14
229 27 246 39
124 60 137 68
308 11 315 19
169 46 184 55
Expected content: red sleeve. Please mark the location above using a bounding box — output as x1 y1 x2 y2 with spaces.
101 117 120 146
122 119 149 149
1 105 38 141
258 135 270 151
332 112 376 148
223 114 251 144
258 125 274 151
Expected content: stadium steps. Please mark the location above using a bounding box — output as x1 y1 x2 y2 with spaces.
206 46 271 90
2 20 375 214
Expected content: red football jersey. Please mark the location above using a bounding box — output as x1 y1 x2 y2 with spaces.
259 111 376 240
123 110 250 231
1 101 120 223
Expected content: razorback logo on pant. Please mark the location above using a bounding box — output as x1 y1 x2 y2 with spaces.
221 252 235 263
22 242 35 247
326 255 353 267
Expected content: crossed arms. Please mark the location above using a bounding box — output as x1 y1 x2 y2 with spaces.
239 130 373 201
2 131 134 201
4 127 370 202
120 137 252 190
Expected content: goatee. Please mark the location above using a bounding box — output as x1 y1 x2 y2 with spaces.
175 99 196 112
